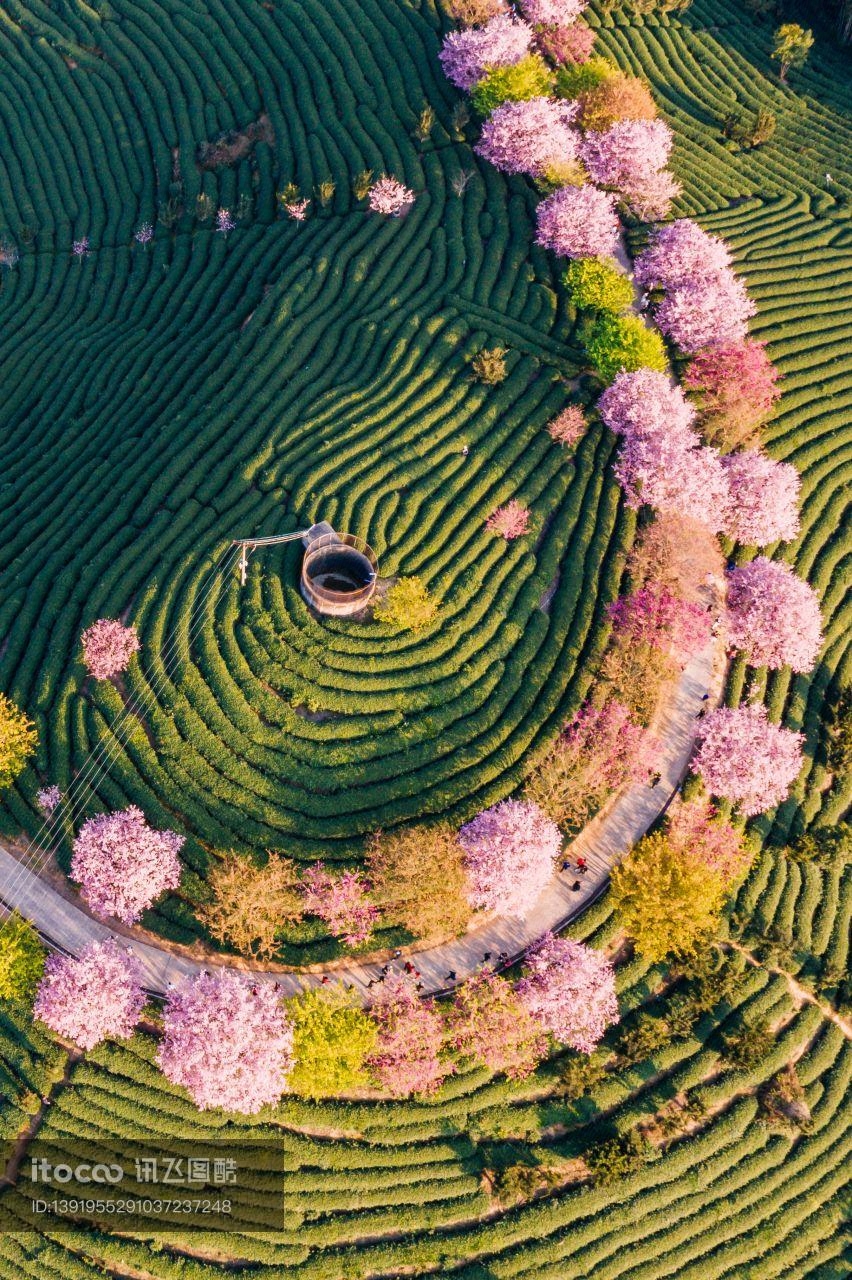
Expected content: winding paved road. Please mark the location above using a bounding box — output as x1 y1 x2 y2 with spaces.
0 627 724 1001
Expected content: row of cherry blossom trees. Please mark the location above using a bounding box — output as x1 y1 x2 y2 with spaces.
28 929 618 1112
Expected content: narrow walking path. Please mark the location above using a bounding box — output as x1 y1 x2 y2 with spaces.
0 629 725 1002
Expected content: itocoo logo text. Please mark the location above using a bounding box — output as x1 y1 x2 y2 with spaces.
30 1158 124 1185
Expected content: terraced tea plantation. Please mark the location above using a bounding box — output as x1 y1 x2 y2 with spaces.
0 0 848 1276
0 0 628 946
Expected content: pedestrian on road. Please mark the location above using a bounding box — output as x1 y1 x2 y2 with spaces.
404 960 415 974
393 948 402 958
416 981 424 991
446 970 457 983
571 880 581 892
561 859 572 872
649 771 661 788
321 975 330 985
696 708 706 720
483 951 492 962
701 693 710 701
577 857 587 874
381 965 390 976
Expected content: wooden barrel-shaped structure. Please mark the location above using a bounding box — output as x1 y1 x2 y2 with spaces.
300 530 378 616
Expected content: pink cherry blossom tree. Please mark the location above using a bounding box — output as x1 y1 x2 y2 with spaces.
634 219 732 292
476 96 580 177
691 703 804 816
80 619 141 680
560 699 655 790
534 21 596 65
368 176 415 215
516 932 618 1052
579 119 673 196
158 971 294 1113
654 272 756 354
608 581 712 661
722 450 801 546
726 558 822 673
665 798 752 884
614 435 731 532
518 0 588 24
70 806 183 925
683 340 781 446
366 974 449 1097
446 970 548 1079
547 405 586 446
535 183 620 259
486 500 530 539
301 863 379 946
625 168 682 221
439 14 533 90
459 799 561 916
34 939 145 1051
597 367 698 443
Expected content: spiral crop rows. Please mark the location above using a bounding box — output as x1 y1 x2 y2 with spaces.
0 0 628 949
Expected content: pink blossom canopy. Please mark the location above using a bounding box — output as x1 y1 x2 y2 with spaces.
691 703 804 816
70 805 183 925
598 368 698 444
81 618 141 680
654 273 756 353
302 863 379 946
486 500 530 539
634 219 732 292
683 340 781 432
36 785 62 816
626 168 682 221
535 183 620 259
722 451 801 546
366 974 449 1097
34 939 145 1051
459 798 561 916
726 558 822 673
665 798 752 884
476 96 580 177
158 971 294 1113
579 119 673 195
368 176 415 215
518 0 588 24
561 699 655 790
516 932 618 1053
608 582 712 661
439 14 533 90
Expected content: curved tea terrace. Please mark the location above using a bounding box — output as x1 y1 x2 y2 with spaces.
0 632 723 999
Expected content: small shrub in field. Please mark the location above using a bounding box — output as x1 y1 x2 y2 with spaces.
286 986 377 1099
772 23 813 81
692 704 804 816
158 972 294 1114
554 55 616 98
284 198 310 222
535 22 596 65
34 940 144 1051
471 56 554 116
447 0 507 26
586 313 667 382
579 73 657 131
195 193 214 221
215 207 235 234
611 831 727 961
564 258 633 313
366 975 449 1097
459 799 560 916
721 1018 774 1070
725 558 822 673
547 405 586 447
516 932 618 1052
374 577 439 631
471 346 508 384
536 184 620 260
486 500 530 539
36 785 62 816
0 912 45 1002
200 851 302 959
368 176 415 215
315 180 335 207
414 106 435 142
80 619 141 680
439 15 532 92
476 97 580 177
0 693 36 789
301 863 379 947
367 824 470 940
352 169 373 200
586 1131 652 1185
